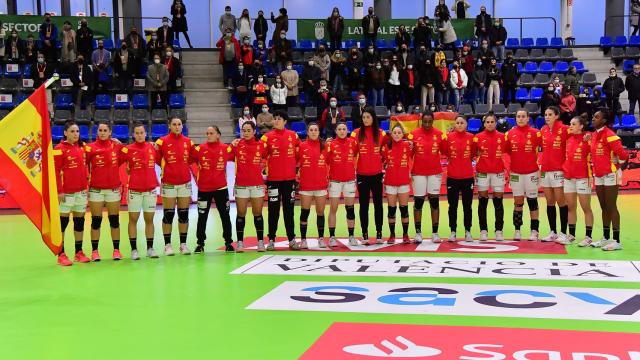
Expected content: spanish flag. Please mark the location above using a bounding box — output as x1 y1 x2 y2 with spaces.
0 85 62 255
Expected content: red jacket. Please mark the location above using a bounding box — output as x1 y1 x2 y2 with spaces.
216 36 241 64
326 136 358 182
352 126 387 176
540 121 569 172
298 139 329 191
120 142 159 192
155 133 195 185
564 133 591 179
319 107 346 131
85 139 122 189
192 141 234 192
240 44 254 66
505 125 542 174
590 126 629 177
382 139 412 186
474 130 506 174
559 94 576 113
408 127 446 176
53 141 88 193
261 128 300 181
233 138 266 187
443 131 477 179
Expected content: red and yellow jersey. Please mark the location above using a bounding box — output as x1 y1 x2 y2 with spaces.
590 126 629 177
474 129 506 174
155 133 195 185
505 125 542 174
382 139 412 186
192 141 234 192
326 137 358 182
53 141 88 193
443 131 477 179
85 139 122 189
407 127 446 176
120 141 159 192
564 133 591 179
261 128 299 181
233 138 266 187
540 121 569 172
351 126 387 176
298 139 329 191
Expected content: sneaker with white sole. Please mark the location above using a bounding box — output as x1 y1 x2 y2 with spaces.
236 241 244 253
257 240 266 252
147 248 159 258
554 232 568 244
464 231 473 242
479 230 488 242
179 243 191 255
602 241 622 251
514 230 522 241
432 233 441 243
289 240 300 250
577 236 593 247
131 249 140 260
164 244 175 256
375 234 384 244
414 232 423 244
348 236 358 246
448 233 456 242
300 239 308 249
329 236 337 247
590 238 609 248
529 230 539 241
495 230 505 241
318 238 327 248
542 231 557 242
556 234 574 245
266 240 275 251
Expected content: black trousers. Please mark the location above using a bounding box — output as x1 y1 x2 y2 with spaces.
357 173 384 236
196 189 232 245
447 177 474 232
267 180 296 241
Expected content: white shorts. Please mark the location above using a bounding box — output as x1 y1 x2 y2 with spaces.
412 174 443 197
594 170 622 186
60 191 88 213
234 185 265 198
88 188 121 203
328 180 357 198
385 184 411 195
299 189 328 197
128 190 158 213
161 182 192 198
541 170 565 188
564 178 592 195
476 172 505 193
509 172 539 198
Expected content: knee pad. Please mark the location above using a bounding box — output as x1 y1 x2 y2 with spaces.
108 214 120 229
527 197 539 211
177 208 189 224
387 205 397 219
513 210 523 228
300 208 311 223
236 216 245 227
413 196 424 211
60 216 70 231
492 197 504 211
72 216 85 232
91 215 102 230
345 205 355 220
478 196 489 208
428 196 440 210
162 209 175 224
399 205 409 219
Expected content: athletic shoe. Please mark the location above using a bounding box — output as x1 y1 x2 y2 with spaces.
289 240 300 250
91 250 101 262
193 245 205 254
376 233 384 244
329 236 337 247
57 253 72 266
432 233 441 243
514 230 522 241
360 238 370 246
464 231 473 242
529 230 539 241
348 236 358 246
266 240 275 251
74 251 90 263
495 230 505 242
602 241 622 251
402 235 411 244
577 236 593 247
112 249 122 261
300 239 308 249
164 244 174 256
147 248 159 258
386 236 395 245
179 243 191 255
236 241 244 253
556 234 574 245
479 230 488 242
448 233 457 242
590 238 609 248
131 250 140 261
224 244 235 253
414 232 423 244
257 240 266 252
318 238 326 248
542 231 558 242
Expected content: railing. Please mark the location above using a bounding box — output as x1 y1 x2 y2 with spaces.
497 16 557 41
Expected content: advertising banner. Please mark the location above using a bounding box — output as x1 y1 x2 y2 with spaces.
0 15 111 40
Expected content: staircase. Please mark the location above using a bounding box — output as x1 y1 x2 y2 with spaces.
181 50 234 144
572 47 630 111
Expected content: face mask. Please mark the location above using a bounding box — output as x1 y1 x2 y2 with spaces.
11 34 17 38
359 99 366 105
548 87 554 91
330 101 337 107
262 108 268 113
376 65 382 69
392 58 397 62
238 67 244 71
407 65 413 69
225 11 231 15
308 61 314 66
482 44 488 49
507 57 513 61
77 58 84 64
163 22 169 26
154 59 161 64
477 61 482 66
244 40 250 45
321 84 327 89
38 58 45 63
122 45 127 50
286 65 292 70
276 79 282 83
280 34 286 39
635 69 640 74
333 12 338 16
336 53 341 58
225 33 231 38
319 48 325 52
45 18 51 23
98 45 104 49
152 35 157 40
610 73 616 77
244 110 250 116
453 64 459 69
368 49 374 54
166 52 172 56
396 106 403 112
463 51 468 56
258 77 264 82
258 44 264 49
554 79 560 84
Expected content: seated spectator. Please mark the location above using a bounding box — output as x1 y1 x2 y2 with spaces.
157 16 174 48
273 30 292 73
254 40 268 64
368 61 387 107
320 97 346 138
281 61 299 106
401 63 420 106
257 104 274 134
239 105 256 127
551 75 563 94
125 26 147 77
313 45 331 80
576 88 594 124
216 29 240 90
163 47 182 92
113 42 134 92
71 55 93 110
147 54 169 108
4 30 22 65
559 86 576 124
351 93 369 129
391 101 407 115
449 60 468 111
540 83 560 113
592 87 605 112
413 17 432 51
490 18 507 62
31 52 54 88
431 45 446 68
316 79 333 114
270 74 288 111
394 25 411 52
436 58 450 106
147 31 163 63
251 59 265 80
302 59 322 106
252 74 269 115
91 39 112 92
330 49 346 94
346 46 363 91
233 62 251 106
472 58 486 104
565 66 580 96
419 58 437 109
240 37 254 74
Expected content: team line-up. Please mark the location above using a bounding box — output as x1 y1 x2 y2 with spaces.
52 106 629 266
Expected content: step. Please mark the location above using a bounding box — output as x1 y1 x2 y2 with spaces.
182 63 224 74
184 89 229 104
181 51 219 63
185 81 228 90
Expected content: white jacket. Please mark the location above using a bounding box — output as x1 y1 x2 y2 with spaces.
270 85 288 105
449 68 468 89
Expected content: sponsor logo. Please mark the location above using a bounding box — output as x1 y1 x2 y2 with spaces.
247 281 640 322
300 323 640 359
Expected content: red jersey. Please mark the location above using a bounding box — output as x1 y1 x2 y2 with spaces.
474 130 506 174
443 131 477 179
540 121 569 172
120 142 159 192
326 137 358 182
53 141 88 193
298 139 329 191
407 127 446 176
193 141 234 192
233 138 266 187
261 128 300 181
85 139 122 189
351 126 387 176
564 134 591 179
382 140 412 186
590 127 629 177
155 133 195 185
505 125 542 174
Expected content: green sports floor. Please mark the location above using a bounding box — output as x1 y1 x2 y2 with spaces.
1 194 639 359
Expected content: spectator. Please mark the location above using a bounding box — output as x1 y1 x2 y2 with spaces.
316 79 333 114
452 0 471 19
216 29 240 89
576 88 595 122
5 30 22 65
551 75 563 94
401 63 420 106
163 47 182 93
459 45 475 78
31 52 54 88
419 58 437 109
251 58 265 80
387 61 402 107
273 30 292 73
24 35 37 65
113 42 134 92
602 67 625 115
252 74 269 114
320 97 346 138
559 86 576 124
449 60 468 111
270 75 288 111
351 93 369 128
39 13 57 63
413 17 432 52
490 18 507 62
346 46 363 91
219 5 237 35
239 105 256 128
330 49 346 94
432 44 446 67
435 6 457 48
281 61 299 106
157 16 174 48
434 0 451 23
395 25 411 52
564 66 580 96
362 7 380 47
591 87 605 112
302 59 322 106
392 101 407 115
472 58 487 104
270 8 289 44
327 7 345 51
239 37 254 73
254 10 269 43
257 104 274 134
233 62 251 106
313 45 331 80
76 18 94 61
147 54 169 108
477 39 495 68
416 44 430 65
147 32 163 63
171 0 193 48
540 83 560 112
475 6 492 45
91 39 111 92
626 63 640 116
363 44 380 70
71 55 93 110
125 26 146 77
254 40 268 64
486 58 501 110
436 58 450 106
397 44 415 69
501 52 518 106
632 0 640 36
238 9 252 41
60 21 76 65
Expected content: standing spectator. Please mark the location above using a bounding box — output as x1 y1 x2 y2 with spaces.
239 105 256 128
31 53 54 88
346 46 363 91
363 44 380 70
281 61 299 106
540 83 560 112
625 63 640 116
76 18 94 62
434 0 451 22
602 67 625 115
490 18 507 62
233 62 251 106
302 59 322 105
473 59 487 104
460 45 475 93
477 39 495 67
401 63 420 106
486 58 501 110
313 45 331 80
60 21 76 65
362 7 380 47
125 26 146 77
449 60 468 111
239 37 254 73
270 8 289 44
91 39 111 93
435 7 457 48
576 88 595 122
330 50 346 94
316 79 333 114
147 31 163 63
254 10 269 43
565 66 580 96
113 42 134 92
238 9 252 41
432 44 446 66
475 5 492 45
501 52 519 106
559 87 576 124
163 47 182 93
157 16 174 49
413 17 433 51
397 44 415 69
254 40 268 64
327 7 345 51
632 0 640 36
387 61 402 107
71 55 93 110
147 54 169 108
24 35 37 65
351 93 369 129
419 58 437 108
39 13 58 64
394 25 412 52
273 30 292 73
252 74 269 115
4 30 22 65
270 75 288 111
416 45 430 65
452 0 471 19
216 30 240 89
171 0 193 48
436 58 450 106
320 97 346 138
257 104 274 134
219 5 236 35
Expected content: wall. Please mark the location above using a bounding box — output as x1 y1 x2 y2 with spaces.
573 0 605 45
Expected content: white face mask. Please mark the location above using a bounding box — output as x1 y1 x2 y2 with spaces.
258 78 264 83
368 49 374 54
244 110 250 116
376 65 381 69
280 34 286 39
152 35 157 40
262 108 268 113
308 61 314 66
359 99 366 105
166 52 172 57
407 65 413 69
330 101 337 107
286 65 292 70
397 106 403 112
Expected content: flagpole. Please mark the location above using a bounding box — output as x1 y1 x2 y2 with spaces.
44 73 60 89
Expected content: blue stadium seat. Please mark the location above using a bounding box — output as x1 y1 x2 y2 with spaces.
235 123 240 137
623 59 636 74
79 125 89 141
298 92 307 106
467 118 481 133
290 121 306 138
549 37 564 49
535 38 549 48
52 125 64 142
376 39 387 49
530 87 543 102
169 93 186 109
182 125 188 136
517 62 524 73
151 124 169 139
54 93 74 110
379 120 389 132
506 38 519 49
293 64 303 74
523 61 538 74
16 93 30 105
521 38 534 48
571 61 587 74
4 64 22 79
114 95 130 109
630 36 640 47
535 116 545 129
515 88 529 102
539 61 554 74
0 94 15 110
600 36 612 48
612 116 622 130
289 40 297 49
620 114 639 130
132 94 149 109
112 125 130 142
453 40 463 48
94 94 112 109
554 61 569 74
230 93 239 107
506 117 516 127
613 36 627 47
172 38 181 49
299 40 313 49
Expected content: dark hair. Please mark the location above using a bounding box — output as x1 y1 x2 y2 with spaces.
455 115 468 123
595 109 613 127
97 120 111 130
273 109 288 122
132 121 145 130
483 113 497 123
572 113 588 128
306 122 325 151
63 21 71 25
279 8 287 15
358 106 380 144
545 105 560 116
170 117 183 125
516 108 529 117
63 120 78 141
211 125 221 136
387 124 404 149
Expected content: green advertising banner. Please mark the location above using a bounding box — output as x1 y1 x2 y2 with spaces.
0 15 112 40
297 18 475 43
